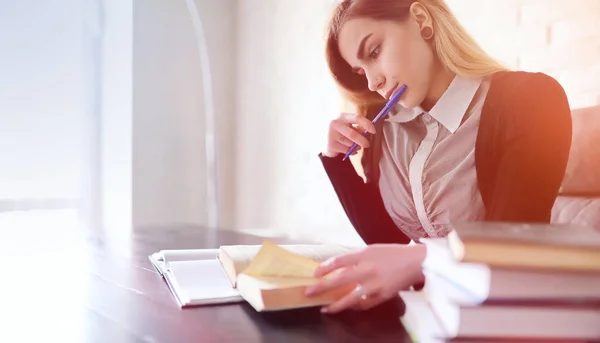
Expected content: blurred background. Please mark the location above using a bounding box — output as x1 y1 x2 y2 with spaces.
1 0 599 246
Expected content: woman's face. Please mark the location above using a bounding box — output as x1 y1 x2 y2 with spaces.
337 9 435 108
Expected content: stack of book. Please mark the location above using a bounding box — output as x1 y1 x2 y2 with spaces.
401 222 600 342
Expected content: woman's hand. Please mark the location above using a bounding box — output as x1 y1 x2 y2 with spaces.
305 244 426 314
323 112 376 158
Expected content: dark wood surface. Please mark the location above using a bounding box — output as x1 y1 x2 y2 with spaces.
2 224 412 343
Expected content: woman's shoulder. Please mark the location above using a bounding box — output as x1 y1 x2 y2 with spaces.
487 70 569 106
484 70 571 122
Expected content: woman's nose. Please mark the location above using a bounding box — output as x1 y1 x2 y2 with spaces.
367 75 384 92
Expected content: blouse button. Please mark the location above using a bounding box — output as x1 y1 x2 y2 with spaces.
423 114 432 122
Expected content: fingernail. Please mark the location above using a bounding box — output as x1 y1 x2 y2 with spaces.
321 307 329 313
305 287 315 296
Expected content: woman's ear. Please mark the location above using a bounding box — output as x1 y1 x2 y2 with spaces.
409 2 434 40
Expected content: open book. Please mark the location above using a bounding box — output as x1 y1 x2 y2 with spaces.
149 248 243 307
149 241 359 310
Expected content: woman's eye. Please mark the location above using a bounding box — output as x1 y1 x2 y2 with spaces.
369 46 380 58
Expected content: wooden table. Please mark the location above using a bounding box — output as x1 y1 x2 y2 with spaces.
2 224 412 343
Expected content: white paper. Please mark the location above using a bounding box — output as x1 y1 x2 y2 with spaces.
421 238 491 304
166 260 242 306
400 291 447 343
149 249 220 276
161 249 220 263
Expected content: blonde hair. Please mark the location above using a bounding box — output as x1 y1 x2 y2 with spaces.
326 0 507 112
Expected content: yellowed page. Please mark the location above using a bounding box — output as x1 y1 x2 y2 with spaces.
219 243 358 277
238 275 319 290
241 241 323 278
284 244 357 263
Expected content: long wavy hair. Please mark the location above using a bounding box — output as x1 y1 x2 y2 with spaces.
326 0 507 115
325 0 507 180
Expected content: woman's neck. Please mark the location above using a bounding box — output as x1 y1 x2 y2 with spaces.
420 64 455 112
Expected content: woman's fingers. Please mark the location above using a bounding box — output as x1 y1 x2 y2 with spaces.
336 123 370 148
324 113 374 158
336 133 354 148
314 251 362 278
324 139 362 158
351 295 385 311
328 141 351 155
341 113 376 134
336 126 366 147
305 264 370 297
321 283 381 314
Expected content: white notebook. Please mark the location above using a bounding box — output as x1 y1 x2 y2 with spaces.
149 249 243 307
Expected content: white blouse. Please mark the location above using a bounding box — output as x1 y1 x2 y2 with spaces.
378 76 491 241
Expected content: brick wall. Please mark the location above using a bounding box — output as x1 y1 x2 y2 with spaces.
447 0 600 108
233 0 600 244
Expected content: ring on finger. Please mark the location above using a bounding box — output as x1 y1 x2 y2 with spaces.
354 285 369 301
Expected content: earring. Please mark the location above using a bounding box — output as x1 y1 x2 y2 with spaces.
421 26 434 40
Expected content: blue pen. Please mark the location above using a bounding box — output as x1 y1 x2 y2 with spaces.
342 84 407 161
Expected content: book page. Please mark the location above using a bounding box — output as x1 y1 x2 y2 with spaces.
241 241 327 278
220 243 358 276
238 274 319 289
219 245 262 275
284 244 358 263
161 249 220 263
167 260 241 305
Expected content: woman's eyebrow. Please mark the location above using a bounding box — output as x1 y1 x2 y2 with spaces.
356 33 373 60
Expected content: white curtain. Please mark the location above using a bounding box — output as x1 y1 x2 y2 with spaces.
0 0 93 212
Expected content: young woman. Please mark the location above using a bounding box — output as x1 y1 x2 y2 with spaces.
304 0 572 313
